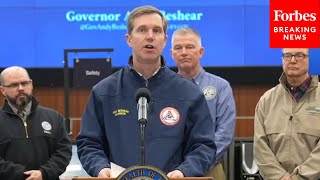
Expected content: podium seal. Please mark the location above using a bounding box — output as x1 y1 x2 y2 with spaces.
117 166 169 180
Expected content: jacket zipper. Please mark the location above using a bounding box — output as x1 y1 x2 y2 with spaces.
288 90 294 163
23 120 29 138
288 115 292 162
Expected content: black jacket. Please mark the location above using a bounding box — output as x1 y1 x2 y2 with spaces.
0 97 72 180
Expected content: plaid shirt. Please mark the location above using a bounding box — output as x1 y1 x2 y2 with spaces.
287 76 312 102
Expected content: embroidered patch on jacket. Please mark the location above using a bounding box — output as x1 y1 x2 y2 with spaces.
113 109 129 116
42 121 52 134
202 86 216 100
160 107 180 126
306 106 320 116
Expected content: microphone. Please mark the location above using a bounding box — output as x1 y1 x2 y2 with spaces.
134 88 151 166
135 88 151 125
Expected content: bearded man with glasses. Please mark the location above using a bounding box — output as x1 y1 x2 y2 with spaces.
254 48 320 180
0 66 72 180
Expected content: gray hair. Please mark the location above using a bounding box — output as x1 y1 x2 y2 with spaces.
171 27 202 47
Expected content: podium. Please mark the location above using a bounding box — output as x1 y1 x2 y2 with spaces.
64 164 214 180
72 178 213 180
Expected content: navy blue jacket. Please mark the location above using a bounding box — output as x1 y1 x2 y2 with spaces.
77 58 216 177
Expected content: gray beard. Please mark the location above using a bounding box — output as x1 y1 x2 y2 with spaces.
8 94 32 109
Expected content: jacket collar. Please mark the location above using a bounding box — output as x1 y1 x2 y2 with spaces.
279 72 319 92
127 55 166 68
127 55 166 79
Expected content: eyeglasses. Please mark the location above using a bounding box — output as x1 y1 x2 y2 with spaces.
2 80 32 89
282 53 309 61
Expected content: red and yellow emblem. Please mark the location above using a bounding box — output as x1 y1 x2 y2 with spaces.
160 107 180 126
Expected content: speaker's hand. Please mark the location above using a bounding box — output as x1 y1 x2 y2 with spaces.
167 170 184 178
98 168 111 177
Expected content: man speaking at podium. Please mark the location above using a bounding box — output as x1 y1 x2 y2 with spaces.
76 5 217 178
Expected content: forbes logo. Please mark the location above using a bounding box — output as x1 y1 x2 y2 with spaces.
273 10 316 21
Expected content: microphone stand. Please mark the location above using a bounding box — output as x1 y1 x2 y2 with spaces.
138 117 147 166
135 88 151 166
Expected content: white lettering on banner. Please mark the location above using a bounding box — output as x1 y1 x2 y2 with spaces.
273 26 317 33
283 34 307 40
66 11 121 22
273 10 316 22
86 70 100 76
68 9 203 31
161 10 203 21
